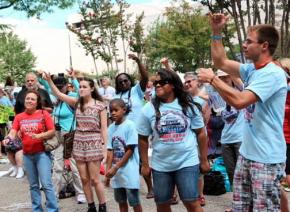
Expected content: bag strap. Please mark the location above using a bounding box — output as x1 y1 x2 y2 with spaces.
41 109 47 132
68 101 79 132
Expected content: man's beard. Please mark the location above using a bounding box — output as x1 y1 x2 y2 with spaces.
27 85 38 90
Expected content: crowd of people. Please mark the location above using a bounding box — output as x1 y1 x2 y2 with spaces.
0 13 289 212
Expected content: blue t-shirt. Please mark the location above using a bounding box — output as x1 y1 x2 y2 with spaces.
137 99 204 172
0 96 13 107
114 83 145 121
107 119 140 189
239 62 287 163
221 106 244 144
53 92 78 132
193 96 206 107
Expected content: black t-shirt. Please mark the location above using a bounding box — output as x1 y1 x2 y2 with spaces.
14 87 53 114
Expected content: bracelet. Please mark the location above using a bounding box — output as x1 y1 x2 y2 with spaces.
211 35 223 40
210 75 216 84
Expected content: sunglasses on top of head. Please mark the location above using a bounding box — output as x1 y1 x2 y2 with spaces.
153 79 170 87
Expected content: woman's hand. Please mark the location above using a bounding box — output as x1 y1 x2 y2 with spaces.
200 159 211 174
31 133 42 139
42 72 52 82
105 166 118 178
128 53 140 62
102 150 107 165
2 138 10 146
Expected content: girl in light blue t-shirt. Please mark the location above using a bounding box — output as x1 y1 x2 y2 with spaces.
138 69 210 211
106 98 142 212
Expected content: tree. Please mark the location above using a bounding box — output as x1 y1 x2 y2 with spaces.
67 0 144 73
145 0 212 73
0 31 36 84
195 0 290 58
0 0 76 17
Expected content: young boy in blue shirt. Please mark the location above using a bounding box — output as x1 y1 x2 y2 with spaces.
105 98 142 212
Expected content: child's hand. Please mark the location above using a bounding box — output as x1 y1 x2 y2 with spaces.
104 177 110 187
105 166 118 178
141 165 151 177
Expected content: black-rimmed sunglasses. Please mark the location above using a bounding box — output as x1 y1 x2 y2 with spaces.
118 79 129 84
153 79 170 87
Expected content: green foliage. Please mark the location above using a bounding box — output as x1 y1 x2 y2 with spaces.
145 0 212 73
0 0 76 18
0 32 36 84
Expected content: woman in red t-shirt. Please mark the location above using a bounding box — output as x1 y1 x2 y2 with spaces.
2 90 58 212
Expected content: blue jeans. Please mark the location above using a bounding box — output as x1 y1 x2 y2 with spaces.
23 152 59 212
114 188 141 207
152 165 200 204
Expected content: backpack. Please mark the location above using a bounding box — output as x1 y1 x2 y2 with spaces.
203 170 226 195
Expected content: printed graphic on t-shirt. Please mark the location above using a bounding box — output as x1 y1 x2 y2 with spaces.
156 110 188 143
244 104 255 123
112 136 126 164
20 119 42 136
221 107 239 124
243 80 255 123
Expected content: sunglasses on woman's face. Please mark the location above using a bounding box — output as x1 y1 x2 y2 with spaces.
153 79 170 87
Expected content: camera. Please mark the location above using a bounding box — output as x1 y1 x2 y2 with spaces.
55 123 61 131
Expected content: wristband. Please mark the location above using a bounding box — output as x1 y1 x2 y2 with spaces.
210 75 216 85
211 35 223 40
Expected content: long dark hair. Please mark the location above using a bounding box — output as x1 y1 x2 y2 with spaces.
79 77 103 112
115 73 135 94
152 69 201 130
24 90 43 110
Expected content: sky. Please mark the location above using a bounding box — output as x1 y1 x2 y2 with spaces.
0 0 191 75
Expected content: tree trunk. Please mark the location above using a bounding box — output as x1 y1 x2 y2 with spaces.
230 0 245 63
246 0 251 26
236 0 246 40
285 0 290 56
264 0 269 23
269 0 275 25
280 0 286 56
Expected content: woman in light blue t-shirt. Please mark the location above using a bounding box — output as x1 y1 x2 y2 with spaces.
138 69 210 212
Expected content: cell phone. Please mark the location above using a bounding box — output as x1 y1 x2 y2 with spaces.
58 73 64 77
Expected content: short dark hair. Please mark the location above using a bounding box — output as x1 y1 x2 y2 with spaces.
115 73 135 94
53 76 68 88
248 24 279 55
109 98 130 114
24 90 43 110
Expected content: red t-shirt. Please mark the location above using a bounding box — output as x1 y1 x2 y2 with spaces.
12 110 55 154
284 91 290 144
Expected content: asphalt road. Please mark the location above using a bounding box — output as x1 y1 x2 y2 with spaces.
0 162 289 212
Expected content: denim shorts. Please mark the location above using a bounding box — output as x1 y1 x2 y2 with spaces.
152 165 200 204
114 188 140 207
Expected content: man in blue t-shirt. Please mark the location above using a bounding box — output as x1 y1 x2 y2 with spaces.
197 13 287 211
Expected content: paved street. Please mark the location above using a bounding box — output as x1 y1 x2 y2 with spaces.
0 162 289 212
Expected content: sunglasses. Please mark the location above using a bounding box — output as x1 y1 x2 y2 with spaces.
118 79 129 84
184 79 195 85
153 79 170 87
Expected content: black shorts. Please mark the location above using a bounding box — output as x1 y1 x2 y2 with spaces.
286 144 290 175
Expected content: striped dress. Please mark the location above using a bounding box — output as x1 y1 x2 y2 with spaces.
73 101 105 161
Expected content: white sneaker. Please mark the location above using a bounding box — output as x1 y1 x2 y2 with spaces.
77 194 86 204
16 167 24 179
9 166 17 177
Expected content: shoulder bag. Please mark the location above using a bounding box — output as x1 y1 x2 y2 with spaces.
63 102 78 159
42 110 60 151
